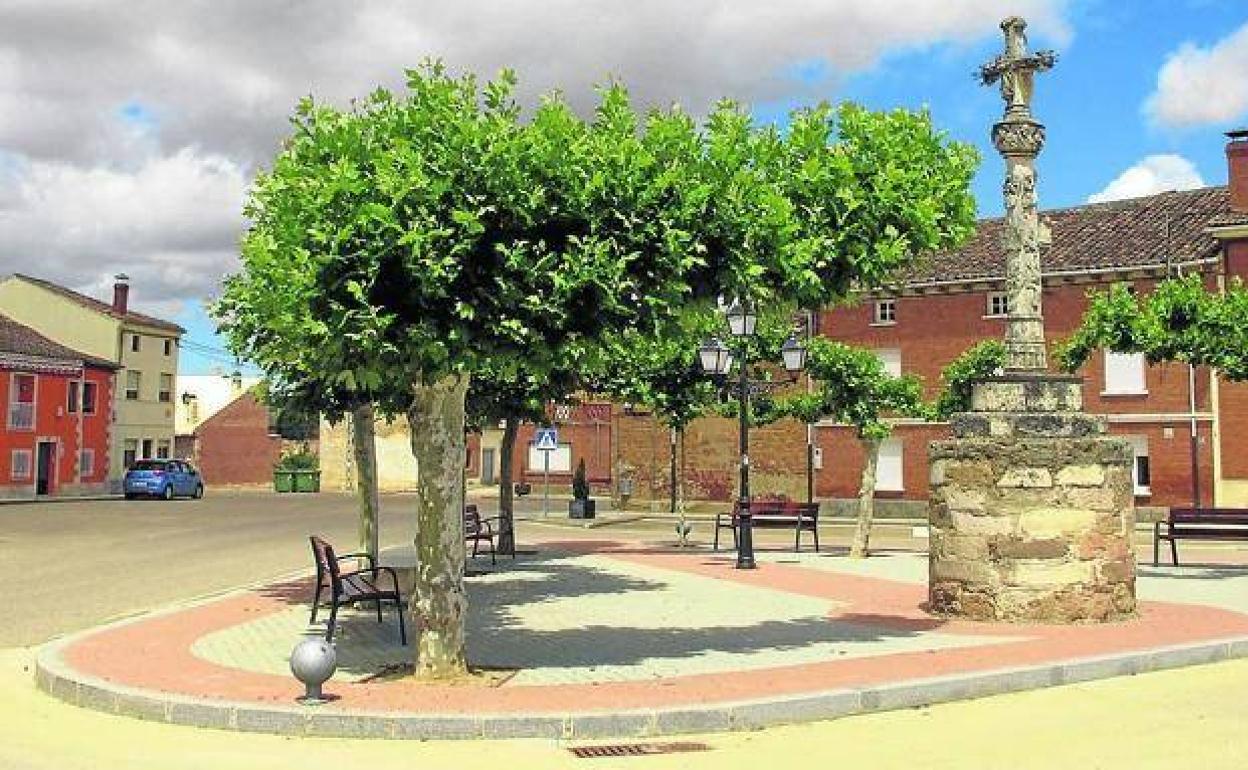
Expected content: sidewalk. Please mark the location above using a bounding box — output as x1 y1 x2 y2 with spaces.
35 537 1248 740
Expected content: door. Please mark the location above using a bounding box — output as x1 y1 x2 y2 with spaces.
481 448 496 485
35 442 56 496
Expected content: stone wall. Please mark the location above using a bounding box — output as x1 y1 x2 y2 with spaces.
928 376 1137 623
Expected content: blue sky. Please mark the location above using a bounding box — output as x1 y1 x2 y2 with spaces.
1 2 1245 375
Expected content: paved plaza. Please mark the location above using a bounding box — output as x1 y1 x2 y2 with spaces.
36 534 1248 739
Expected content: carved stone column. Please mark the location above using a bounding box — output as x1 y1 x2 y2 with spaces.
927 17 1135 623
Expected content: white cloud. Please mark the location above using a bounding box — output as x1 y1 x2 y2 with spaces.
0 149 248 317
1087 154 1206 204
1146 21 1248 128
0 1 1072 308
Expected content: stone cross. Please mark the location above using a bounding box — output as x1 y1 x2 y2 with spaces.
979 16 1057 372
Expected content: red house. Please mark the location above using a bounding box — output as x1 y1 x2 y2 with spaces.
1 314 117 499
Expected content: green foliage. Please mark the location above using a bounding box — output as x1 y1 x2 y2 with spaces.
274 446 318 471
1055 276 1248 380
572 458 590 500
781 338 927 439
932 340 1007 420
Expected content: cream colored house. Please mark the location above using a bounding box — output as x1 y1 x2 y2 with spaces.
0 274 185 487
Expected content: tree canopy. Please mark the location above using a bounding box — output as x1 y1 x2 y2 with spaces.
1056 275 1248 380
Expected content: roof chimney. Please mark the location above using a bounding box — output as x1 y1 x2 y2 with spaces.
112 274 130 315
1228 129 1248 212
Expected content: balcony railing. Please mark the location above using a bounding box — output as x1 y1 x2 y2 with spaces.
8 402 34 430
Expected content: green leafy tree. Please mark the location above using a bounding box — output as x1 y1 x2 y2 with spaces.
782 339 927 557
1056 275 1248 380
228 62 977 677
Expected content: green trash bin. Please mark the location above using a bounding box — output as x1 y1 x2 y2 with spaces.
293 470 321 493
273 470 294 493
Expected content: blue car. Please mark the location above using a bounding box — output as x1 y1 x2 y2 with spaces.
123 459 205 500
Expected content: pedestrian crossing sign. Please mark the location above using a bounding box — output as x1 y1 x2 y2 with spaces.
535 428 559 451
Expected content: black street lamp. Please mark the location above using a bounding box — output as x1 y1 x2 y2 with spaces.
700 303 806 569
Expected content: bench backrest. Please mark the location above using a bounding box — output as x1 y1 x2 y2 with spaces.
733 501 819 517
310 536 343 592
1168 508 1248 526
463 504 484 536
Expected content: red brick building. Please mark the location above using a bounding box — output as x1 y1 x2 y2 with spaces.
191 390 321 487
0 314 116 499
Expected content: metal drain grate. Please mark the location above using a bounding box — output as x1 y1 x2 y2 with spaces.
569 742 711 759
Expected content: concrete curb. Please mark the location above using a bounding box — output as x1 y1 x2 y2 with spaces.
35 625 1248 740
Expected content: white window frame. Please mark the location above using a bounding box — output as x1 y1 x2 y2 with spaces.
125 370 141 401
156 440 171 460
80 448 94 478
130 334 141 353
872 299 897 326
1127 435 1150 496
1103 351 1147 395
876 437 904 492
11 449 32 481
527 442 572 473
875 349 902 377
158 373 173 403
123 439 138 469
986 291 1009 318
8 372 36 431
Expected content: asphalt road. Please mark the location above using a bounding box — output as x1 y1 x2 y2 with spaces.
0 491 420 647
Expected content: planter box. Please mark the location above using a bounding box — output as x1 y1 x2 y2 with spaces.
569 499 596 519
273 471 294 493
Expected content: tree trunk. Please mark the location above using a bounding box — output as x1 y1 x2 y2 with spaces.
676 426 689 546
850 436 881 559
497 415 518 555
351 402 381 570
407 373 471 679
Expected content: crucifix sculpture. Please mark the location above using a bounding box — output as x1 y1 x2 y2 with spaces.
979 16 1057 373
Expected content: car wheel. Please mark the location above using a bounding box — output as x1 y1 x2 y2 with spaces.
124 493 135 500
162 484 174 501
194 484 204 500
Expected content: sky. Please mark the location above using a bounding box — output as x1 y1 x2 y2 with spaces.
0 0 1246 375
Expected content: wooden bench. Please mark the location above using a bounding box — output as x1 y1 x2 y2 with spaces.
713 500 821 553
1154 508 1248 566
465 504 514 564
308 536 406 645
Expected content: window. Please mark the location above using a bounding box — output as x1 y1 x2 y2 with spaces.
81 382 97 415
68 381 80 413
987 292 1009 317
8 373 35 430
527 442 572 473
873 299 896 325
876 437 904 492
141 438 153 459
123 439 138 469
158 373 173 403
163 339 173 356
156 440 171 459
11 450 32 481
130 334 141 353
875 349 902 377
1128 436 1150 495
125 370 141 400
80 449 94 478
1104 351 1146 395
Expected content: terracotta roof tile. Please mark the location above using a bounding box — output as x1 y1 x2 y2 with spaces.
11 274 185 333
0 314 118 369
902 186 1233 288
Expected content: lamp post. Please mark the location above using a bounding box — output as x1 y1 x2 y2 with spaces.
699 302 807 569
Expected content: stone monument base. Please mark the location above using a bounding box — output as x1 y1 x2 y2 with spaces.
928 375 1136 623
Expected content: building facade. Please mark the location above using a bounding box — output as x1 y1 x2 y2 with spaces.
0 315 116 499
0 274 184 488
